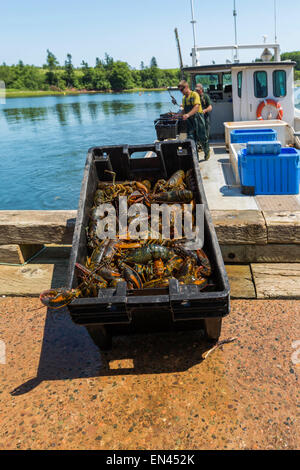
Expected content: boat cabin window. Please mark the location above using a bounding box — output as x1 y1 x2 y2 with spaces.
237 71 243 98
223 73 232 88
195 74 219 91
254 71 268 98
194 72 232 100
273 70 286 97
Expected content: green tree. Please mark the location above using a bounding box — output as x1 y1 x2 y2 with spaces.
104 53 114 70
95 57 105 69
131 69 142 87
0 63 14 87
281 51 300 70
45 49 59 86
93 68 110 90
23 66 45 90
63 53 76 87
108 61 134 90
150 56 158 68
149 57 164 88
46 49 59 69
80 60 94 89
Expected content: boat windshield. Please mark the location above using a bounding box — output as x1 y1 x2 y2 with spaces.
194 72 232 93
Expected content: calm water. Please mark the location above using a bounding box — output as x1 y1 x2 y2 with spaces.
1 88 300 210
0 91 182 210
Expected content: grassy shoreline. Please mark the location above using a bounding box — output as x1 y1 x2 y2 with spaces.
5 87 168 98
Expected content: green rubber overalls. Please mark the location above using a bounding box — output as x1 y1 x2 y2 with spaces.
183 94 210 159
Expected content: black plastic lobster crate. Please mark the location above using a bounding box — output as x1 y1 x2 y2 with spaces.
155 113 187 139
66 140 230 349
154 118 179 140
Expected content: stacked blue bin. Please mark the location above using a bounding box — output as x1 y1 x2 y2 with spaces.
237 141 300 195
230 129 277 144
230 128 277 144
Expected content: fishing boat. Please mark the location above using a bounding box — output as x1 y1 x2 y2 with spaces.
164 1 300 210
183 43 300 144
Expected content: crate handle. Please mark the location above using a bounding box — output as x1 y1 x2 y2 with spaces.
121 143 168 179
155 142 168 179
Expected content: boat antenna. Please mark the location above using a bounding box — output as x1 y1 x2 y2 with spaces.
274 0 278 43
233 0 238 62
190 0 199 65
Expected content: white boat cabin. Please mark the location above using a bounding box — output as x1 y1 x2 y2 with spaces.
182 61 296 139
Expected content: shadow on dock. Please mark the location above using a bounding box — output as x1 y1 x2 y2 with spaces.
10 304 213 396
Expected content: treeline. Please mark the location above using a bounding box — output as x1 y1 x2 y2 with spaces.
281 51 300 80
0 51 181 92
281 51 300 70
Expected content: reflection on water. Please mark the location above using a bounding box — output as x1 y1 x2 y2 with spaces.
101 100 135 115
0 91 182 209
55 103 68 125
1 96 171 128
87 102 99 121
154 101 163 111
3 106 48 122
71 102 82 124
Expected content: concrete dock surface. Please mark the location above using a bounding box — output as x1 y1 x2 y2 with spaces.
0 297 299 450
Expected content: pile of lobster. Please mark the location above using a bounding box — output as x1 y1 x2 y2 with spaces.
40 169 213 309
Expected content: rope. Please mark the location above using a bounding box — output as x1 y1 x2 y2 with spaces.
0 246 47 267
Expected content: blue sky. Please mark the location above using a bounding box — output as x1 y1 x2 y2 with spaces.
1 0 299 68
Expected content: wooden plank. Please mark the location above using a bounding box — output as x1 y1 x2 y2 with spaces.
225 264 256 299
0 260 257 298
251 263 300 299
1 208 300 247
263 211 300 244
211 210 267 245
0 245 21 264
0 210 77 244
0 260 69 296
221 244 300 263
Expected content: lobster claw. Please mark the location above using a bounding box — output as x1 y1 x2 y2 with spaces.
196 249 212 277
39 288 80 309
119 263 143 289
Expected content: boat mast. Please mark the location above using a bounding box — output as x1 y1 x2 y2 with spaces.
190 0 199 66
274 0 278 43
174 28 184 78
233 0 238 62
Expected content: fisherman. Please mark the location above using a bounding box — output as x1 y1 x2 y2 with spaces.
178 80 210 160
195 83 213 140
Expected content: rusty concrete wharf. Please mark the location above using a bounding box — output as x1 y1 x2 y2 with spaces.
0 297 299 450
0 144 299 449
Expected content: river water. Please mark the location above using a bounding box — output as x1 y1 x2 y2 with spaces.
1 89 300 210
0 91 182 210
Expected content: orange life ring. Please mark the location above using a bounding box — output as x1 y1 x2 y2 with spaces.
256 99 283 120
